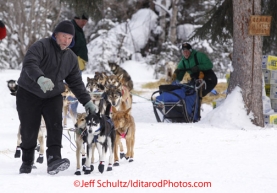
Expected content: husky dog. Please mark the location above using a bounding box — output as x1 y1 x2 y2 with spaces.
86 77 104 93
96 114 116 173
102 74 122 88
108 62 133 91
74 112 101 175
7 79 18 96
165 61 177 82
104 74 132 109
111 103 136 166
61 84 78 127
105 84 123 110
94 71 108 88
86 77 104 107
74 112 115 174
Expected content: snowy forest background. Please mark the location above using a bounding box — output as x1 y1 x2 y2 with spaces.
0 0 231 78
0 0 277 79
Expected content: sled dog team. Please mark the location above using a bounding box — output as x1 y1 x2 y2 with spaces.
11 62 136 175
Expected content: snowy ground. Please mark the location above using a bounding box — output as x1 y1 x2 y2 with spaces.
0 67 277 193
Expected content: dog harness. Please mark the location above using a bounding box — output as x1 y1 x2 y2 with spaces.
116 127 129 139
92 117 115 143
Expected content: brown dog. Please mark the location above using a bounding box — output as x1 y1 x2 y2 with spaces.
108 62 133 91
61 84 77 127
104 75 132 110
73 113 100 175
94 71 108 87
111 104 136 166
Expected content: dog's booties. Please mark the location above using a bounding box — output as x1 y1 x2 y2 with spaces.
47 158 70 175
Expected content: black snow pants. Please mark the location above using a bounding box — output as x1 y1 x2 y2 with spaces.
16 86 63 164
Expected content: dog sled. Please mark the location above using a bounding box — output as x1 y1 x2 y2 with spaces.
151 80 205 123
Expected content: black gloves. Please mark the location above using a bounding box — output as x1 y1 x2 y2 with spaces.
172 69 182 81
191 66 199 73
174 68 184 74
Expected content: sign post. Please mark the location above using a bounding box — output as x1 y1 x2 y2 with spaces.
249 15 272 36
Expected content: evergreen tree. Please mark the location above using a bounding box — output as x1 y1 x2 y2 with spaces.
191 0 277 55
60 0 103 22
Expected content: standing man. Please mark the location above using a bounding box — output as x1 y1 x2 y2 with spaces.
69 14 89 116
16 20 96 175
174 43 217 96
71 14 89 72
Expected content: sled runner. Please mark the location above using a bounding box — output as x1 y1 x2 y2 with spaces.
151 80 205 123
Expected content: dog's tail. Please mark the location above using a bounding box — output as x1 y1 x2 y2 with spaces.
127 79 133 91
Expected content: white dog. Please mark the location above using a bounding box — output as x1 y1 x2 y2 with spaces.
165 61 177 82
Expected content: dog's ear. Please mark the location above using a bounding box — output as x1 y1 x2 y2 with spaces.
102 73 107 78
126 108 132 114
76 113 81 120
92 113 100 124
117 74 123 82
116 83 121 90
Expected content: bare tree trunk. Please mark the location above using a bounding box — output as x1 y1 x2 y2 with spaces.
229 0 263 127
168 0 178 43
157 0 166 51
1 0 62 68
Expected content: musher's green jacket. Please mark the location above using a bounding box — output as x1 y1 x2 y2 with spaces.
176 50 213 81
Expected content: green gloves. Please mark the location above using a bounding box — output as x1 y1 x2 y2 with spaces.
84 101 97 114
37 76 54 93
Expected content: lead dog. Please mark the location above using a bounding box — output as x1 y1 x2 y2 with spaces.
74 112 115 175
96 114 116 173
74 112 100 175
111 103 135 166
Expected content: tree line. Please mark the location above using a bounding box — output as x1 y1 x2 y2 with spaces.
0 0 228 76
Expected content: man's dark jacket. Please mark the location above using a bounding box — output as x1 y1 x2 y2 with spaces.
17 37 91 105
71 19 88 61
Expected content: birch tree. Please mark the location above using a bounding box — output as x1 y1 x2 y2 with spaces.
228 0 263 127
0 0 63 68
156 0 167 52
168 0 179 44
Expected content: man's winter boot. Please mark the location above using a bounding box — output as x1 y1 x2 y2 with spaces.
19 149 35 174
47 156 70 175
19 162 33 174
